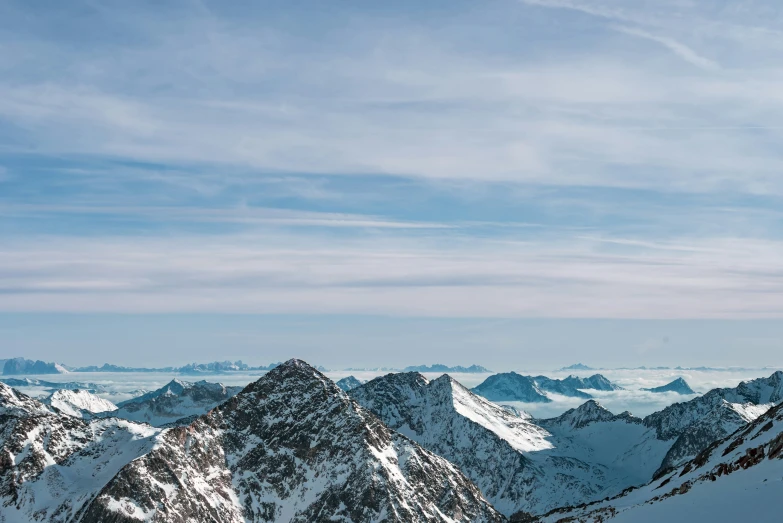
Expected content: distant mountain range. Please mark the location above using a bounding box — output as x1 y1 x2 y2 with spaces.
70 360 287 374
0 357 299 375
561 363 783 372
343 364 491 373
471 372 624 402
2 358 68 375
558 363 595 371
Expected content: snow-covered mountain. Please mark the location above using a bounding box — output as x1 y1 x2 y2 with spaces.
640 372 782 477
352 370 783 517
351 373 656 517
641 377 696 394
0 361 503 522
108 378 243 426
541 401 783 522
336 375 365 391
42 389 117 418
471 372 551 402
84 360 503 522
471 372 622 402
0 383 163 522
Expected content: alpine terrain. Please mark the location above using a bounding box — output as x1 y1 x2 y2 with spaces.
541 400 783 522
0 360 503 523
107 378 243 426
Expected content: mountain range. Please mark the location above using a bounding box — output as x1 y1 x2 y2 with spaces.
350 370 783 518
541 400 783 522
106 378 244 426
0 360 503 522
2 360 783 521
470 372 623 402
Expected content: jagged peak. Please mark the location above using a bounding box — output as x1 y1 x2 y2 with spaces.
576 399 609 412
369 371 430 388
248 358 339 395
544 399 616 429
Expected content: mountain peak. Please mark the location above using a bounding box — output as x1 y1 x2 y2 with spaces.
543 399 616 429
642 377 696 394
244 357 340 397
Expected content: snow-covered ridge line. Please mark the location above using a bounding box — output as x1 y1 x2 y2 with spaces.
0 360 503 522
540 401 783 522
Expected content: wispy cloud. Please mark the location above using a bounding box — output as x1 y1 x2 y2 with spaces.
3 233 783 318
2 0 783 325
613 26 720 71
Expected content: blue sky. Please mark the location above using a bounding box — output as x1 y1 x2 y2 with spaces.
2 0 783 366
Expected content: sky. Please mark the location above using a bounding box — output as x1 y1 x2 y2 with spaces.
2 0 783 367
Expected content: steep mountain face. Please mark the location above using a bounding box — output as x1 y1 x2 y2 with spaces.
42 389 117 418
641 377 695 394
1 362 503 523
81 360 504 523
540 400 629 430
336 375 365 391
564 374 623 391
472 372 622 402
541 402 783 522
110 378 243 426
641 372 782 476
471 372 552 402
0 383 162 522
351 373 651 517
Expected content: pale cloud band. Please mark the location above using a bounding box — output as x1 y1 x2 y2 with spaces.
2 0 783 321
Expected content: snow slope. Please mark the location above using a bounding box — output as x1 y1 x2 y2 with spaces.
43 389 117 418
109 378 242 426
542 401 783 522
81 360 503 523
0 383 161 522
352 374 653 516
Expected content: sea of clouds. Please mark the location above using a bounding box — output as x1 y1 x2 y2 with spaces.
9 367 781 418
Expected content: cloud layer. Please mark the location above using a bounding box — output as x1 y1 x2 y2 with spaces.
2 0 783 323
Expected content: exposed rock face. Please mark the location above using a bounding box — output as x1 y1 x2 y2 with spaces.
641 377 696 394
109 378 243 426
81 360 503 523
642 372 782 476
352 373 647 516
540 400 634 431
0 362 503 522
0 383 161 522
